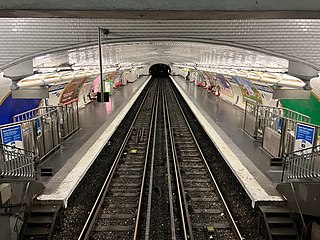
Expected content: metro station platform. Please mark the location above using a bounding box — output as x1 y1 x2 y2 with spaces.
37 75 283 207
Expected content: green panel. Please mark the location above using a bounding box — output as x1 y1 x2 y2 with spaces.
281 92 320 126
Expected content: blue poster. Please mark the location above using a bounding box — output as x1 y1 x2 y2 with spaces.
294 123 315 153
278 117 283 133
1 124 24 149
35 118 41 136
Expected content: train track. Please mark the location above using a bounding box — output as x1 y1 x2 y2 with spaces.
78 78 243 240
78 79 158 240
165 79 242 239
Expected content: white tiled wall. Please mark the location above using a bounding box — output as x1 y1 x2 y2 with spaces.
0 18 320 70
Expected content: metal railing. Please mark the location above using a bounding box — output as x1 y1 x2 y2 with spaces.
243 98 261 138
243 99 314 157
259 105 310 132
282 145 320 181
58 101 80 139
13 100 79 139
9 107 61 161
244 99 311 139
0 144 36 181
0 101 79 180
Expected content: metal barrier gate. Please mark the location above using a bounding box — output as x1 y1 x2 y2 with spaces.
13 100 79 140
243 99 313 157
0 144 36 181
0 101 79 165
10 107 60 161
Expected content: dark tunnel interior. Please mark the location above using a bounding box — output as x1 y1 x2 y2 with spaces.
149 63 171 77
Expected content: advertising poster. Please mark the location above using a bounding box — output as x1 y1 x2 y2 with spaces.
1 124 24 149
48 83 68 106
232 76 263 104
294 123 315 154
215 74 234 97
60 77 87 104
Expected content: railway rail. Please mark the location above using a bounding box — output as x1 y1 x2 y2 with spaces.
78 77 243 240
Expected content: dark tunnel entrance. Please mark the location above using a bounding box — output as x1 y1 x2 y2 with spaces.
149 63 171 77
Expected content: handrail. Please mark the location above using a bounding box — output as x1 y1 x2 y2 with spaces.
244 97 257 105
289 182 306 239
262 105 310 121
282 144 320 182
286 144 320 156
0 144 35 156
13 100 78 123
0 144 36 180
244 99 311 123
13 107 57 123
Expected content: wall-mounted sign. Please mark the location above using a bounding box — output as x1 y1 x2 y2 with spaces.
294 123 315 154
278 117 283 133
1 124 24 149
104 80 114 95
35 118 42 136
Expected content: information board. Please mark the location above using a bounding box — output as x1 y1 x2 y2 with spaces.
0 124 24 149
294 123 315 154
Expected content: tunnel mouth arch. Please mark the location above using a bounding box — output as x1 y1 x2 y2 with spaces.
149 63 171 77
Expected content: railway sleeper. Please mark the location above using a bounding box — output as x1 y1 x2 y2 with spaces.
191 197 219 202
109 187 141 192
120 160 145 166
180 164 203 168
116 175 142 179
110 192 140 197
176 145 197 149
108 203 137 208
174 141 194 144
192 222 230 229
102 207 137 215
185 187 215 191
117 167 143 171
184 171 208 175
178 149 199 153
179 153 201 157
184 179 210 183
100 213 135 219
112 182 140 187
94 225 133 232
175 137 194 141
179 158 202 163
193 209 222 214
105 198 138 205
119 162 144 167
116 170 143 175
